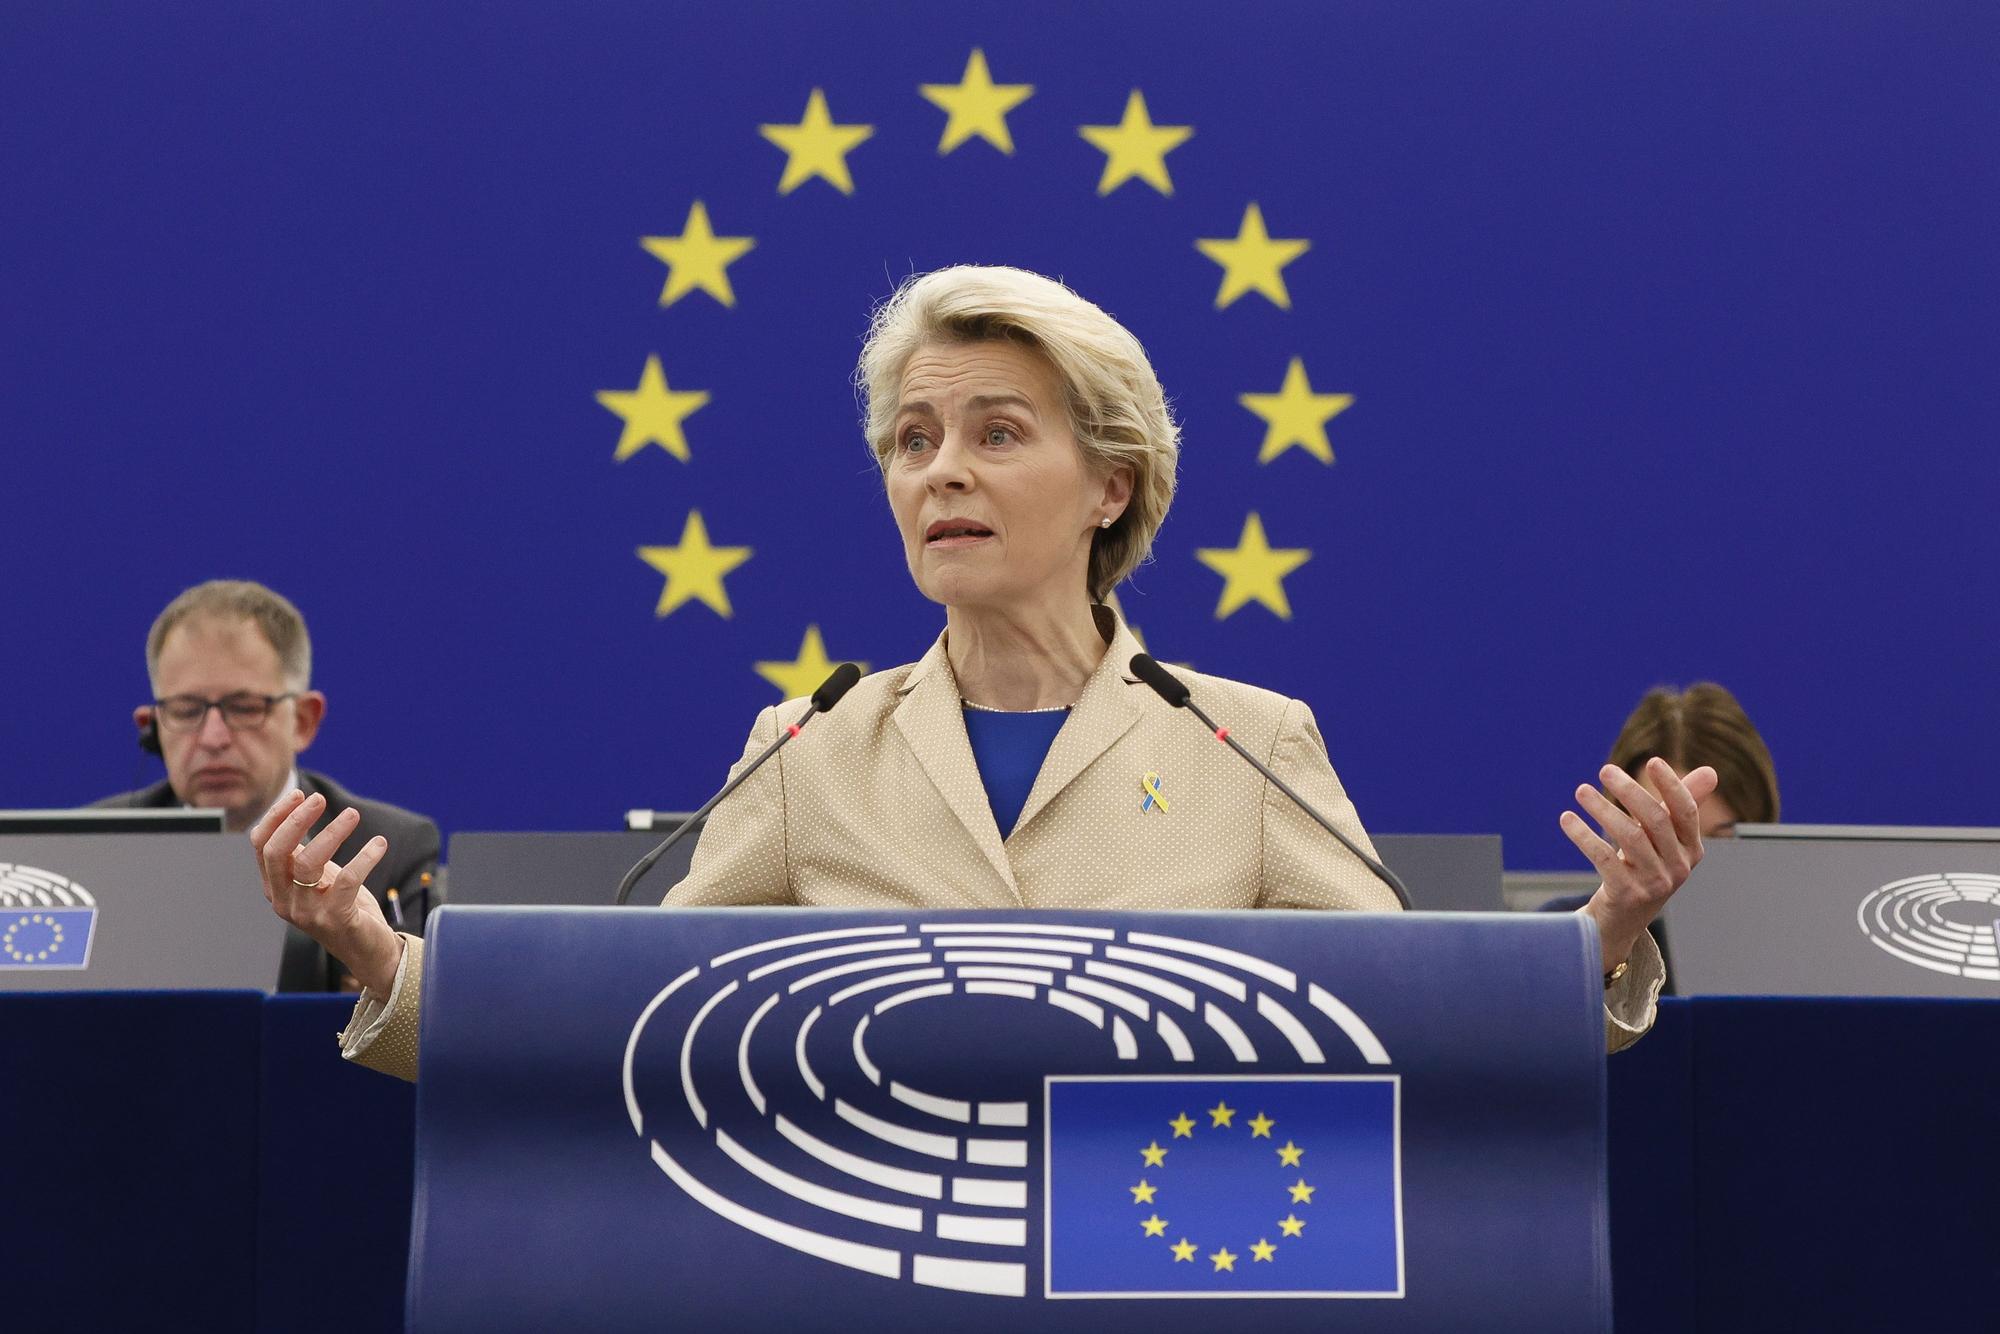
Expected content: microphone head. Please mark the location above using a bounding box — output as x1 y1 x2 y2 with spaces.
810 662 863 712
1129 654 1191 707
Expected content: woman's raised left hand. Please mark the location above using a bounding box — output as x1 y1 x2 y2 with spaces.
1561 757 1718 975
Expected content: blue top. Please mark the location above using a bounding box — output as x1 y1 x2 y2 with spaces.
960 706 1070 839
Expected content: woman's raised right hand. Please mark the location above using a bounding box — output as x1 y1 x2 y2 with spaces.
250 789 405 995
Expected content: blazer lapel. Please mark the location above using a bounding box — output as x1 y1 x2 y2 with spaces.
1010 610 1146 837
891 636 1021 900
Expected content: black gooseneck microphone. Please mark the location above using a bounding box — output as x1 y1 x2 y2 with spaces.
1128 654 1413 910
613 662 862 906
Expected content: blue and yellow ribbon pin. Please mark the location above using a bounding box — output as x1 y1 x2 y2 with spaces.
1141 772 1169 814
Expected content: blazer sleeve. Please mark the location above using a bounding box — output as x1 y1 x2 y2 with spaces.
666 705 795 907
337 932 425 1082
1257 699 1402 912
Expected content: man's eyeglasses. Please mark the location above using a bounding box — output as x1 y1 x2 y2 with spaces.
150 693 298 733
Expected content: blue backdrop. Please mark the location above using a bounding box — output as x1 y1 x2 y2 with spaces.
4 2 1993 867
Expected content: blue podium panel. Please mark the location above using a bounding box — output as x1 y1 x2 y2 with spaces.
257 996 416 1334
410 908 1609 1333
0 991 263 1333
1692 998 2000 1332
1602 999 1695 1334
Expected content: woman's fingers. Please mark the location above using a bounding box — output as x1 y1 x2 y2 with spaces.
1559 810 1619 874
259 792 325 885
326 836 389 900
250 788 305 854
291 806 362 884
1647 757 1704 854
1601 764 1677 858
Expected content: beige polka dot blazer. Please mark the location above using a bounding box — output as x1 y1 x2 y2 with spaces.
344 610 1662 1080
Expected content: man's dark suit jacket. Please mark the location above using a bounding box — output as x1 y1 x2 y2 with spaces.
92 768 440 992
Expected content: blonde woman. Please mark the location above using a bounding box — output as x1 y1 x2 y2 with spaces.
255 266 1712 1080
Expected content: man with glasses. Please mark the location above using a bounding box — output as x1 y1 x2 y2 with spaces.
94 580 440 991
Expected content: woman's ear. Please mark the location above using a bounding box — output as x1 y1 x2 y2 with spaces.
1100 464 1134 519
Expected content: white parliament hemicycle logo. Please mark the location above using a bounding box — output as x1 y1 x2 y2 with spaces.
620 922 1397 1298
0 863 99 969
1856 872 2000 981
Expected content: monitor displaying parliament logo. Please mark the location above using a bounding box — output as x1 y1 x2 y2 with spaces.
0 864 99 970
1856 872 2000 982
620 921 1405 1300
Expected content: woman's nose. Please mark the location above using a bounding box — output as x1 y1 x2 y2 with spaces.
925 429 975 492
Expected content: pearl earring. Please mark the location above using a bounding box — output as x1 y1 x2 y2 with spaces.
1099 517 1113 529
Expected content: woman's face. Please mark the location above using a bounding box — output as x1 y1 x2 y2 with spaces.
885 339 1129 615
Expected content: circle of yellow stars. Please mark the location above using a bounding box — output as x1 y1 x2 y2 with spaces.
1128 1099 1314 1274
595 46 1356 685
3 913 65 963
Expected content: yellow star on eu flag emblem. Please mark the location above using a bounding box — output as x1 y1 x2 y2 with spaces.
1169 1111 1197 1139
755 625 866 700
760 88 874 195
1196 513 1312 620
1240 358 1353 464
597 355 710 463
636 511 752 618
920 49 1033 155
1170 1238 1199 1263
639 201 755 309
1196 203 1311 309
1078 89 1192 196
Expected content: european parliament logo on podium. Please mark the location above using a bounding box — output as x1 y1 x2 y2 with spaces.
620 919 1406 1303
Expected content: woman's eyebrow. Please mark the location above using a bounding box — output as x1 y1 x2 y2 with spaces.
964 393 1039 420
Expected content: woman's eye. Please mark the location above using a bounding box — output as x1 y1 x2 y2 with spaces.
986 426 1014 446
902 431 931 453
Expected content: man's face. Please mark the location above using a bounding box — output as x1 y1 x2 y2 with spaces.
139 616 324 831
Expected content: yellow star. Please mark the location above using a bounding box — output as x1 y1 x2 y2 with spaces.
1288 1179 1316 1205
1279 1214 1305 1238
1140 1141 1168 1167
1196 203 1310 309
1078 90 1193 196
635 511 752 618
1170 1238 1198 1263
1210 1247 1238 1272
1276 1140 1304 1167
596 355 709 463
1250 1238 1278 1263
1239 358 1354 465
919 49 1033 155
1130 1179 1158 1204
639 201 755 309
760 88 874 195
1207 1101 1236 1129
1195 513 1311 620
1247 1112 1275 1139
1169 1112 1197 1139
1140 1214 1168 1238
754 626 866 701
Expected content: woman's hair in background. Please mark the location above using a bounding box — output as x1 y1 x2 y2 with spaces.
855 265 1180 602
1610 683 1780 824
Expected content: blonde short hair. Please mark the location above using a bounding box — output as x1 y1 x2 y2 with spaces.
856 266 1180 602
147 580 313 692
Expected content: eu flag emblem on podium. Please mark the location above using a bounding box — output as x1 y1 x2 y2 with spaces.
1044 1076 1402 1298
0 910 96 969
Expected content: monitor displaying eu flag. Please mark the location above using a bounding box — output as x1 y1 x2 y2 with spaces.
1044 1076 1401 1298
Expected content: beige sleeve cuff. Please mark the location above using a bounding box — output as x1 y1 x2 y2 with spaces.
337 932 425 1082
1601 925 1666 1055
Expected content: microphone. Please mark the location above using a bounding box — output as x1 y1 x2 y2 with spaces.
1128 654 1413 910
613 662 862 906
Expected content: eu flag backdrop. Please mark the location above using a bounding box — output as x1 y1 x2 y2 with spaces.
2 3 1995 866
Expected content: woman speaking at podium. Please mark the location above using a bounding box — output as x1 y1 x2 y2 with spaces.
251 266 1712 1081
